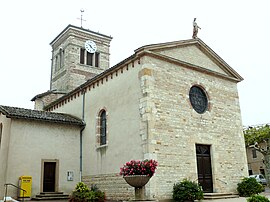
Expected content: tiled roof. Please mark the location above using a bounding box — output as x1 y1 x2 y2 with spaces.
31 89 66 101
0 105 84 126
32 90 53 100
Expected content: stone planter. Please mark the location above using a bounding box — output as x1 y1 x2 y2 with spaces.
123 175 151 188
123 175 151 200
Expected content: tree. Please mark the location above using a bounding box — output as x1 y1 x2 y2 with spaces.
244 124 270 186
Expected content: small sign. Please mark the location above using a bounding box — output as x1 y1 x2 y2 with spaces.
67 171 74 181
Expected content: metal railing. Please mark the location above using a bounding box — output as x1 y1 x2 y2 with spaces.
4 183 26 202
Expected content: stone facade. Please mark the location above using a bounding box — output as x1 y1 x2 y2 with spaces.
50 25 112 92
140 56 246 197
48 38 248 200
83 174 134 200
1 25 248 200
31 90 66 110
246 147 266 175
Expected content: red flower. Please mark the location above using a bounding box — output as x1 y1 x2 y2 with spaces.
120 159 158 177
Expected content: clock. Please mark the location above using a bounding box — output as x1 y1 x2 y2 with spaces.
85 40 97 53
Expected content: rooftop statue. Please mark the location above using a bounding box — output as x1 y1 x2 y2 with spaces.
192 18 201 39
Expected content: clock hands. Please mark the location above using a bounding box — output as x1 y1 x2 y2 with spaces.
85 40 96 53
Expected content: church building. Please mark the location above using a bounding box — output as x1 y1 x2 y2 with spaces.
0 24 248 201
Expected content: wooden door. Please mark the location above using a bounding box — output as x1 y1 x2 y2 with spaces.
43 162 56 192
196 144 213 193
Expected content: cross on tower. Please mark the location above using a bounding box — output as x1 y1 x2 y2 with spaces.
77 9 86 28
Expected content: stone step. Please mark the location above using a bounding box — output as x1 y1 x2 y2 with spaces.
31 192 69 201
35 194 69 198
203 193 239 200
31 196 69 201
39 192 64 195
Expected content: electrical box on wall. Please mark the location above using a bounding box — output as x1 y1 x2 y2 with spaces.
67 171 74 181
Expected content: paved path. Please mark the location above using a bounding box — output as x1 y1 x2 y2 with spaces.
3 188 270 202
25 191 270 202
203 187 270 201
203 196 269 202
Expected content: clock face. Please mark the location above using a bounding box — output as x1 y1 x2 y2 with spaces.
85 40 97 53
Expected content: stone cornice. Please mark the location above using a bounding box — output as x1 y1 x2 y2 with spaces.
196 38 243 81
50 24 112 46
137 50 241 82
135 38 243 82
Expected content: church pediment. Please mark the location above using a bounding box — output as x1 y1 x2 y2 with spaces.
154 44 228 75
135 39 243 82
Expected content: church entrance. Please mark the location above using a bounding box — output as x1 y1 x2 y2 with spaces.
196 144 213 193
43 161 56 192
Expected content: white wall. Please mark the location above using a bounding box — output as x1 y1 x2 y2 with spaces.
1 118 81 198
53 61 144 176
0 114 11 198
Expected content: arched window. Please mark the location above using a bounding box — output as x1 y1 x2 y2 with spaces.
100 110 107 145
59 48 64 68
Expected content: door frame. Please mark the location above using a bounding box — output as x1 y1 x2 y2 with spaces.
41 159 59 192
195 144 213 193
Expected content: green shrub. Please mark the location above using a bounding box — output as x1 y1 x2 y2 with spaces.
237 177 264 197
247 195 270 202
69 182 105 202
173 179 204 202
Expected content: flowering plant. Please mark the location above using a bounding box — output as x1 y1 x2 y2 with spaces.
120 159 158 177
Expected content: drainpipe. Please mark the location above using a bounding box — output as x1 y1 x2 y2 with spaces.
49 49 54 90
80 89 86 182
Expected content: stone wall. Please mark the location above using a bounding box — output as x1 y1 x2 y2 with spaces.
83 174 134 200
140 54 248 196
82 49 248 200
65 41 247 200
50 26 112 92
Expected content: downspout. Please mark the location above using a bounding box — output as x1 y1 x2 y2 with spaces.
49 49 54 90
80 89 86 182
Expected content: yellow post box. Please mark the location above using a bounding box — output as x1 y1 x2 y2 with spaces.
18 176 32 197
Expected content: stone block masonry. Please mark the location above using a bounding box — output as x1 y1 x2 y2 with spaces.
83 174 134 200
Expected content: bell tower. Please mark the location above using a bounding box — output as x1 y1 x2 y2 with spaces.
49 24 113 92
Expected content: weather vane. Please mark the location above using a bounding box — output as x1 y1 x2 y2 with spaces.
77 9 86 28
192 18 201 39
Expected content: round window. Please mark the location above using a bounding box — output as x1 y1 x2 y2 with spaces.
189 86 208 114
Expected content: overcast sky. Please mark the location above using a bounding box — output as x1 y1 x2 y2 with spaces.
0 0 269 126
